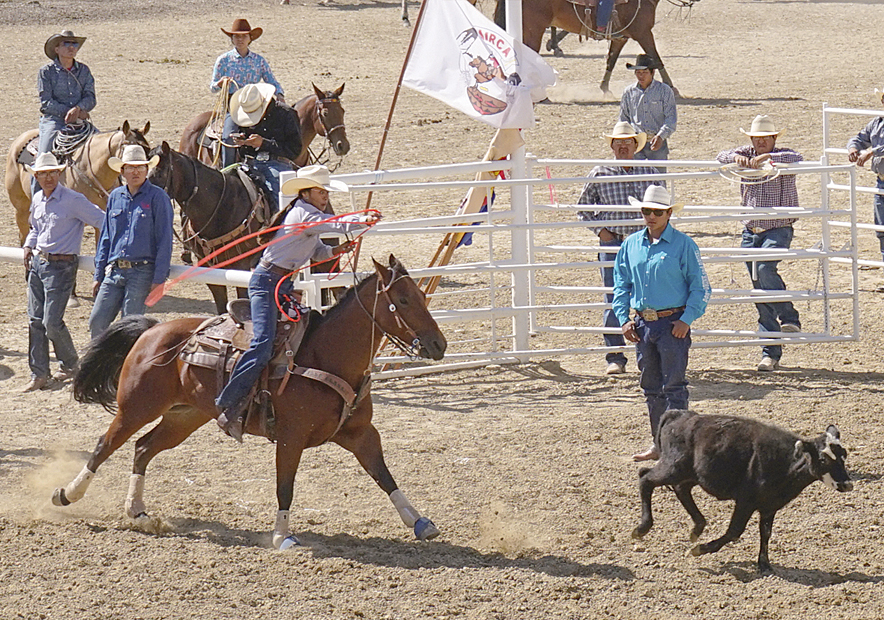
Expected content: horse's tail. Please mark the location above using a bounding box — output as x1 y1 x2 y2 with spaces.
493 0 505 28
73 315 160 413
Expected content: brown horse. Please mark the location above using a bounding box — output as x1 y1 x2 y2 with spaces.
178 84 349 170
5 121 151 244
494 0 694 96
52 255 447 549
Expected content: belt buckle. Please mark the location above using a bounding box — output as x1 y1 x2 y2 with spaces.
256 151 270 162
117 259 132 269
640 309 658 322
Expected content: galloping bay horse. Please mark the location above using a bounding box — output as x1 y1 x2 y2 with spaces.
5 120 151 243
494 0 696 96
52 255 447 549
178 84 349 170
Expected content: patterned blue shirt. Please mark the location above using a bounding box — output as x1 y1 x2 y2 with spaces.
94 179 174 285
38 60 96 120
25 184 105 254
210 49 284 95
619 79 677 141
577 164 662 235
613 223 710 326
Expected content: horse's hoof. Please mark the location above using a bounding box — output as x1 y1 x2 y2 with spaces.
414 517 440 541
67 296 80 309
553 48 564 58
690 544 703 557
51 487 70 507
278 535 301 550
402 18 412 28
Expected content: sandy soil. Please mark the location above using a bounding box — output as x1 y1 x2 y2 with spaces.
1 0 884 618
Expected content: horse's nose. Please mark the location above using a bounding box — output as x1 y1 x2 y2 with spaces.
419 333 447 361
335 138 350 156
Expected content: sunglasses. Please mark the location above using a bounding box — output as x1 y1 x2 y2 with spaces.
641 207 670 217
61 41 80 48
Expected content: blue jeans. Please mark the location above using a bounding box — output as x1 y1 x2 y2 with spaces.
742 226 800 361
89 263 155 339
600 236 627 365
27 255 79 379
250 159 293 211
216 264 292 411
221 114 238 168
33 116 66 194
597 0 615 28
874 178 884 260
635 311 691 438
635 141 669 162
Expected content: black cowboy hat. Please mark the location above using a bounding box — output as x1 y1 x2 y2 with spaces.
44 30 86 60
625 54 659 71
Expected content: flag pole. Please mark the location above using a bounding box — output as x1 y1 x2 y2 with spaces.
364 0 431 213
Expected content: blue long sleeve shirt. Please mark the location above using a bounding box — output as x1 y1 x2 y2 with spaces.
613 223 710 326
94 179 174 285
38 59 96 120
210 49 284 95
25 184 104 254
619 79 677 141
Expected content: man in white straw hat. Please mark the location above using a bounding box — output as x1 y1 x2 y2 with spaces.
577 120 663 376
215 165 380 441
620 54 677 163
211 18 285 168
612 185 710 461
227 82 302 202
21 153 104 392
89 145 173 340
716 115 804 372
847 87 884 271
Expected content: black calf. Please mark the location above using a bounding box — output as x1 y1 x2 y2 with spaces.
631 409 852 574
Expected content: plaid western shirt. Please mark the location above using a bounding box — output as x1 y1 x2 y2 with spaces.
577 164 662 236
715 146 803 231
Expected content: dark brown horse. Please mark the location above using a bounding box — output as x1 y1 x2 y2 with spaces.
495 0 696 95
52 255 447 549
178 84 349 170
148 141 267 314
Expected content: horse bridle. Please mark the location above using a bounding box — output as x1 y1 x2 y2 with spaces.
355 269 423 359
310 96 346 171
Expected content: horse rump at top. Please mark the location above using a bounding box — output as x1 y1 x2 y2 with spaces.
631 409 853 574
52 255 447 550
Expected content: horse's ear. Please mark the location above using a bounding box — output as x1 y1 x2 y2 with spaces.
161 141 171 155
373 257 390 282
141 121 150 135
121 120 130 134
312 83 324 100
334 83 345 98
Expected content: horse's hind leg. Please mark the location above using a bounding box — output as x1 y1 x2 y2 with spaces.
334 412 439 541
126 407 210 518
600 37 628 96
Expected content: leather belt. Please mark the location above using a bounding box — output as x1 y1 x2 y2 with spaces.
259 259 291 278
37 251 77 262
114 259 152 269
634 306 685 321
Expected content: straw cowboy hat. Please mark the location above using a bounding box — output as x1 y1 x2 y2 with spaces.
25 152 66 175
280 165 349 195
604 121 647 152
221 18 263 40
628 185 684 215
44 30 86 60
625 53 659 71
740 115 782 137
108 145 159 172
229 83 276 127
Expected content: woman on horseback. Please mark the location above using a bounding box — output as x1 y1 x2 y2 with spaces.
215 165 381 441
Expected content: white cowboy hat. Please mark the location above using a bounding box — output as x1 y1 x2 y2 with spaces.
628 184 684 215
604 121 647 152
44 30 86 60
229 83 276 128
280 165 349 195
740 115 782 138
108 145 160 172
26 152 66 174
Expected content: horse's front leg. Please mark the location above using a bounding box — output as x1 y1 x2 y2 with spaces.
333 402 440 541
272 440 305 550
601 36 629 96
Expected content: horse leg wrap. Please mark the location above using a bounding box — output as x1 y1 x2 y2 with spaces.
54 465 95 505
389 489 420 528
125 474 147 518
272 510 300 550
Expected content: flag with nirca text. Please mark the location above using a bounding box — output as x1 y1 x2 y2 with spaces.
402 0 556 129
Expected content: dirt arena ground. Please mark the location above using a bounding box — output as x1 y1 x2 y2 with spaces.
2 0 884 618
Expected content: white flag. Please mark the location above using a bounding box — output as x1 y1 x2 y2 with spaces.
402 0 557 129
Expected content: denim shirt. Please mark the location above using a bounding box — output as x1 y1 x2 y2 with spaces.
37 60 96 120
94 179 174 285
619 79 677 141
25 184 104 254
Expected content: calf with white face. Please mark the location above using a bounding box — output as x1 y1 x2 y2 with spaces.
631 409 852 574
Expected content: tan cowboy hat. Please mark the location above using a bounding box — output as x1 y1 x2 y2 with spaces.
604 121 647 152
628 185 684 215
229 83 276 127
108 145 160 172
26 152 66 174
44 30 86 60
280 165 349 195
740 115 782 138
221 18 263 40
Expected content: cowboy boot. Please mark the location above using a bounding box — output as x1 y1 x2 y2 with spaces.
217 404 246 443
